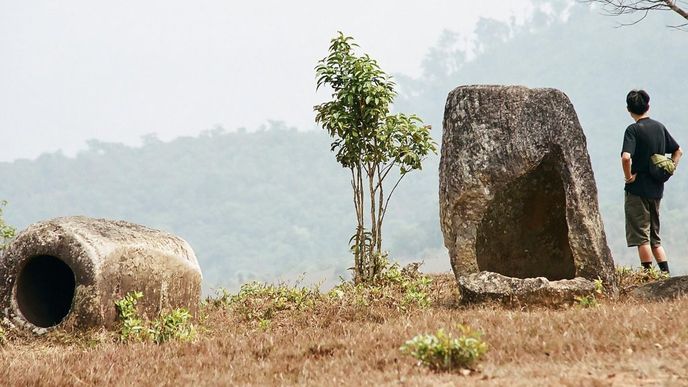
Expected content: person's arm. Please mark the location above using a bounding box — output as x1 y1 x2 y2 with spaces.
672 147 683 168
664 128 681 167
622 152 636 183
621 125 637 184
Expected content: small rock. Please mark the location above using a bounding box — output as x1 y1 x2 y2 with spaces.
630 276 688 301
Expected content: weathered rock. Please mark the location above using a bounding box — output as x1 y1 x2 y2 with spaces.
439 85 616 293
630 276 688 301
458 271 596 307
0 216 202 334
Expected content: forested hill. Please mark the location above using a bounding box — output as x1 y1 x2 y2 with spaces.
2 1 688 291
0 126 444 291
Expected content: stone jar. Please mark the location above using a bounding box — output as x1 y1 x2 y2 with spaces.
0 216 202 334
439 85 616 294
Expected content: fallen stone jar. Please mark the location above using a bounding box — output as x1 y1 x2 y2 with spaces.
0 216 202 334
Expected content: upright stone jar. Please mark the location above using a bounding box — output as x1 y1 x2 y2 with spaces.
439 85 617 296
0 216 202 333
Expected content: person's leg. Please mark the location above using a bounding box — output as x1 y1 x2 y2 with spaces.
652 245 667 260
625 192 652 268
649 199 669 273
653 245 669 272
638 244 653 269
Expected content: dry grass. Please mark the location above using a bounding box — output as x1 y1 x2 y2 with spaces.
1 272 687 386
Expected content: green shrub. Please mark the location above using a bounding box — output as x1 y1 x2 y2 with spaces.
205 288 232 308
204 259 434 325
0 200 16 251
327 260 433 311
617 265 669 292
149 308 196 344
574 294 599 308
258 318 271 331
400 325 488 371
114 291 146 342
225 281 322 322
574 277 604 308
115 291 195 344
401 275 432 309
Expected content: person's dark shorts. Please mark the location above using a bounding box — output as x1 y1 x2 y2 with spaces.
625 191 661 247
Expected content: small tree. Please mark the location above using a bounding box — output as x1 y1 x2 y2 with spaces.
584 0 688 28
0 201 16 251
314 33 437 283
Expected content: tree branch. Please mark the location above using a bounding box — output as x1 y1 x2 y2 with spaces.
379 173 407 226
374 162 397 192
664 0 688 20
583 0 688 28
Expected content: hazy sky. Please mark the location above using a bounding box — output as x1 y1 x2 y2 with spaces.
1 1 536 161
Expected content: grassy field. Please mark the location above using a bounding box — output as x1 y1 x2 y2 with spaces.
1 270 687 386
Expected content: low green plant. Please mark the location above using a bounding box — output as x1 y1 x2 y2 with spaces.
258 318 271 331
0 200 16 251
225 281 322 322
402 275 432 309
115 291 195 344
149 308 196 344
114 291 146 342
207 259 434 324
574 277 605 308
574 294 599 308
616 265 670 293
206 288 232 308
331 259 432 310
400 325 488 371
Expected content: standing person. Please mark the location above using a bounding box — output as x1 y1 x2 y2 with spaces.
621 89 682 273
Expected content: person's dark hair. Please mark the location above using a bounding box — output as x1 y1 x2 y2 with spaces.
627 89 650 115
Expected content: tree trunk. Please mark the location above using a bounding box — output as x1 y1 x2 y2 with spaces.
351 165 366 283
376 165 384 255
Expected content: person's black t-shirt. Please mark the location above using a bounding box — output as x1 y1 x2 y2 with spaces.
621 117 680 199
